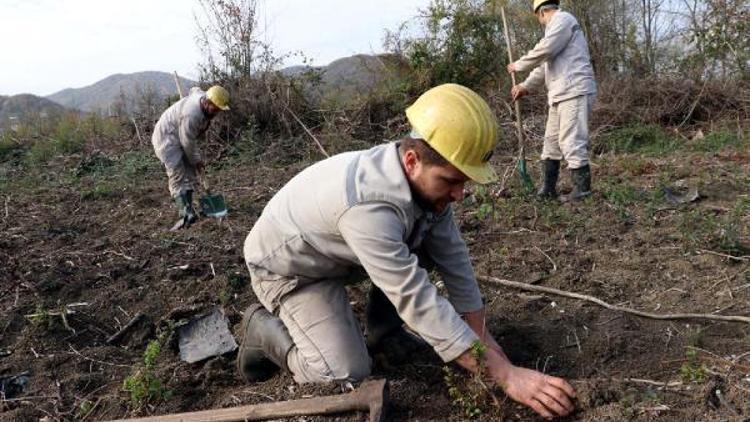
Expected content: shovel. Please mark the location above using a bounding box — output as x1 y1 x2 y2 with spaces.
500 6 535 194
199 170 228 218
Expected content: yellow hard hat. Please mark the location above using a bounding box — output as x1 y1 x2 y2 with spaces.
406 83 498 184
533 0 558 13
206 85 230 110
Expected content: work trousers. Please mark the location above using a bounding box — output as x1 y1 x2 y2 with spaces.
542 94 595 169
165 156 198 197
247 264 372 384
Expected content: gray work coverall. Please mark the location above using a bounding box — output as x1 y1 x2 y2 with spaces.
515 10 597 169
243 142 483 383
151 87 211 197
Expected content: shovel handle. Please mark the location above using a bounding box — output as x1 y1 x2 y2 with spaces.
198 168 211 194
500 6 526 156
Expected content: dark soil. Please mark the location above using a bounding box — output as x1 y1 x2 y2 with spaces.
1 136 749 421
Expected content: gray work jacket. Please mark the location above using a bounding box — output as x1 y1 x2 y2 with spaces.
151 87 210 169
243 142 483 362
515 10 597 105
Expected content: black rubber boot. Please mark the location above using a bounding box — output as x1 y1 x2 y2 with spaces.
171 190 198 230
236 304 294 383
561 165 592 202
366 286 429 365
365 285 404 349
536 159 560 200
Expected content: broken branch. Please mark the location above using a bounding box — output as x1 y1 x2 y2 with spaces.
479 276 750 324
106 312 146 345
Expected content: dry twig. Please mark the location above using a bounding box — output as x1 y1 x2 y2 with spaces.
698 249 749 262
479 276 750 324
533 246 558 272
67 345 130 368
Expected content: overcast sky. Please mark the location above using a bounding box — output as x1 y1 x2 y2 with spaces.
0 0 429 97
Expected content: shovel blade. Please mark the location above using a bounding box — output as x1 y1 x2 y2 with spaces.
200 193 227 218
517 159 535 193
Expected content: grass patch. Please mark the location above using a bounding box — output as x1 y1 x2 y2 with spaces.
75 153 116 178
691 129 744 153
80 183 121 201
117 151 160 178
595 124 679 155
678 199 749 256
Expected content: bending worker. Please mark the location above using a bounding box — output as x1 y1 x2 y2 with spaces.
508 0 597 201
238 83 576 419
151 85 230 230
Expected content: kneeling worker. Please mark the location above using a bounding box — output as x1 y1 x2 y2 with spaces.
239 83 576 419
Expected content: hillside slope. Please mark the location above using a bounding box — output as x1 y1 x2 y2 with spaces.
46 71 197 112
0 94 69 128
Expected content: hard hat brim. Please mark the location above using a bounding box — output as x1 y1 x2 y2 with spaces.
455 162 498 185
206 97 230 111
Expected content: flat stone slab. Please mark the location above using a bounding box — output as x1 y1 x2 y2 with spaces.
178 308 238 363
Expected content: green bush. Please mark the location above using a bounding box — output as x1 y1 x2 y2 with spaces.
384 0 506 90
595 124 679 155
52 117 86 154
24 116 87 165
0 133 21 161
26 139 58 164
79 113 125 141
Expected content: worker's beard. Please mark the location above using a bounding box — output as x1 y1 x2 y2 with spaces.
409 182 450 214
202 107 218 120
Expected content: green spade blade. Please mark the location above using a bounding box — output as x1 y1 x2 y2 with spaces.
517 159 535 194
200 193 227 218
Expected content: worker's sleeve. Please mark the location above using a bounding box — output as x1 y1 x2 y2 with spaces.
421 208 483 314
338 203 479 362
521 66 546 93
513 15 572 73
178 114 202 166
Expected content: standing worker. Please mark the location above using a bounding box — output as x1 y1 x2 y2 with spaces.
238 84 577 419
507 0 597 201
151 85 230 229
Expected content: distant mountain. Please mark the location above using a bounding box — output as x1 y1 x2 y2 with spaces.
281 54 411 107
46 71 197 113
0 94 68 129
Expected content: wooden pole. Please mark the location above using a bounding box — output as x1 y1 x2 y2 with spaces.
499 6 526 160
173 71 184 99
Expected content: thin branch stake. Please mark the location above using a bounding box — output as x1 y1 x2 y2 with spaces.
479 276 750 324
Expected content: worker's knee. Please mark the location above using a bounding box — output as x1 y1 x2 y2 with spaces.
324 352 372 383
291 350 371 384
339 355 372 382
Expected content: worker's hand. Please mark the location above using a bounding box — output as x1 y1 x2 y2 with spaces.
506 63 518 74
500 366 576 419
510 84 528 101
